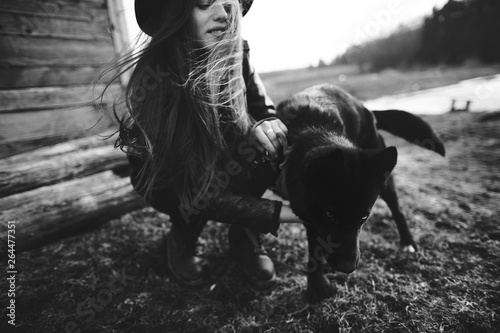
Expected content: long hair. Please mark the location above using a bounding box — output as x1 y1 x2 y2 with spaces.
97 0 250 208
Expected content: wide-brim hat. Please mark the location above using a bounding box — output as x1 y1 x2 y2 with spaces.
135 0 254 37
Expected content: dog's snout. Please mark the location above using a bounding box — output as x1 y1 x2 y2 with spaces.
334 262 357 274
329 252 359 274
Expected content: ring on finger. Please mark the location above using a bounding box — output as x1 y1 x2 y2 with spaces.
265 128 273 134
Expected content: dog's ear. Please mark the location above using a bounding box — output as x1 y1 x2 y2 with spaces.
370 146 398 177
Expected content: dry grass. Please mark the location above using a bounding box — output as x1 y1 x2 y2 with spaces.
2 68 500 333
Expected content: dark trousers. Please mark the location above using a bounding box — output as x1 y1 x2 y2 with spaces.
128 151 280 239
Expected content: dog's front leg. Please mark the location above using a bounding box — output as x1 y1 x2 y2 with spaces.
305 225 335 303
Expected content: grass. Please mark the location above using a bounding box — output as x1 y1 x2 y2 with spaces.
3 66 500 333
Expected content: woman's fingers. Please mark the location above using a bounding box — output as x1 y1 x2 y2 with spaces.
253 125 277 157
265 123 281 156
271 121 288 149
253 119 288 159
275 119 288 134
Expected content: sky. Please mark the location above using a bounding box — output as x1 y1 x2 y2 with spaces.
122 0 449 73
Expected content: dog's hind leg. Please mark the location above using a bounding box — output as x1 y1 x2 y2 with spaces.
380 176 418 253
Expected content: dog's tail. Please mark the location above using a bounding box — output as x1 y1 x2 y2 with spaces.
372 109 446 157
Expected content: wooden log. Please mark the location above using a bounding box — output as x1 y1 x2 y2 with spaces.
0 144 128 198
0 65 117 88
2 135 111 165
0 0 108 20
0 105 108 141
0 171 146 253
0 83 122 112
0 11 110 40
0 105 118 158
0 132 103 159
0 35 115 67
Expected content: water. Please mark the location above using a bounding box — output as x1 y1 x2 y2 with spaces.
364 74 500 115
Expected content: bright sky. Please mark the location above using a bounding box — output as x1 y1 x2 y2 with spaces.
122 0 448 73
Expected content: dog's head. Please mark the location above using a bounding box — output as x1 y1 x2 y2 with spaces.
289 146 398 273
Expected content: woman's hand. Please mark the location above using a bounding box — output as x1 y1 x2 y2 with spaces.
251 118 288 160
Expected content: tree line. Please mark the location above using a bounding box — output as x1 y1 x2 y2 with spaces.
335 0 500 71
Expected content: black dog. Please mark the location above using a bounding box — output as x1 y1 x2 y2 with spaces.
274 84 445 303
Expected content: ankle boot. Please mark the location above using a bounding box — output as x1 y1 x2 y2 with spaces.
228 226 276 288
164 222 205 287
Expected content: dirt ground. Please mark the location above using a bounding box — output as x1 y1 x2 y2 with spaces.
2 109 499 332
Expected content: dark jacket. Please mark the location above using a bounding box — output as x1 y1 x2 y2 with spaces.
128 41 282 235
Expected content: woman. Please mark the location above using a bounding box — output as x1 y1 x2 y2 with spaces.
104 0 300 287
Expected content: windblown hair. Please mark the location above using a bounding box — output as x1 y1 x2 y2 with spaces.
97 0 250 208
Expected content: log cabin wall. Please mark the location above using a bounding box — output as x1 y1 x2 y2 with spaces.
0 0 145 253
0 0 127 158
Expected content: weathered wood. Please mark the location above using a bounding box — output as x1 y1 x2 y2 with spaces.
0 65 117 88
106 0 132 86
0 144 128 198
0 9 109 38
0 83 122 112
0 11 110 39
0 105 114 142
0 171 146 253
0 36 115 67
1 135 111 165
0 132 100 159
0 0 108 21
0 105 118 158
